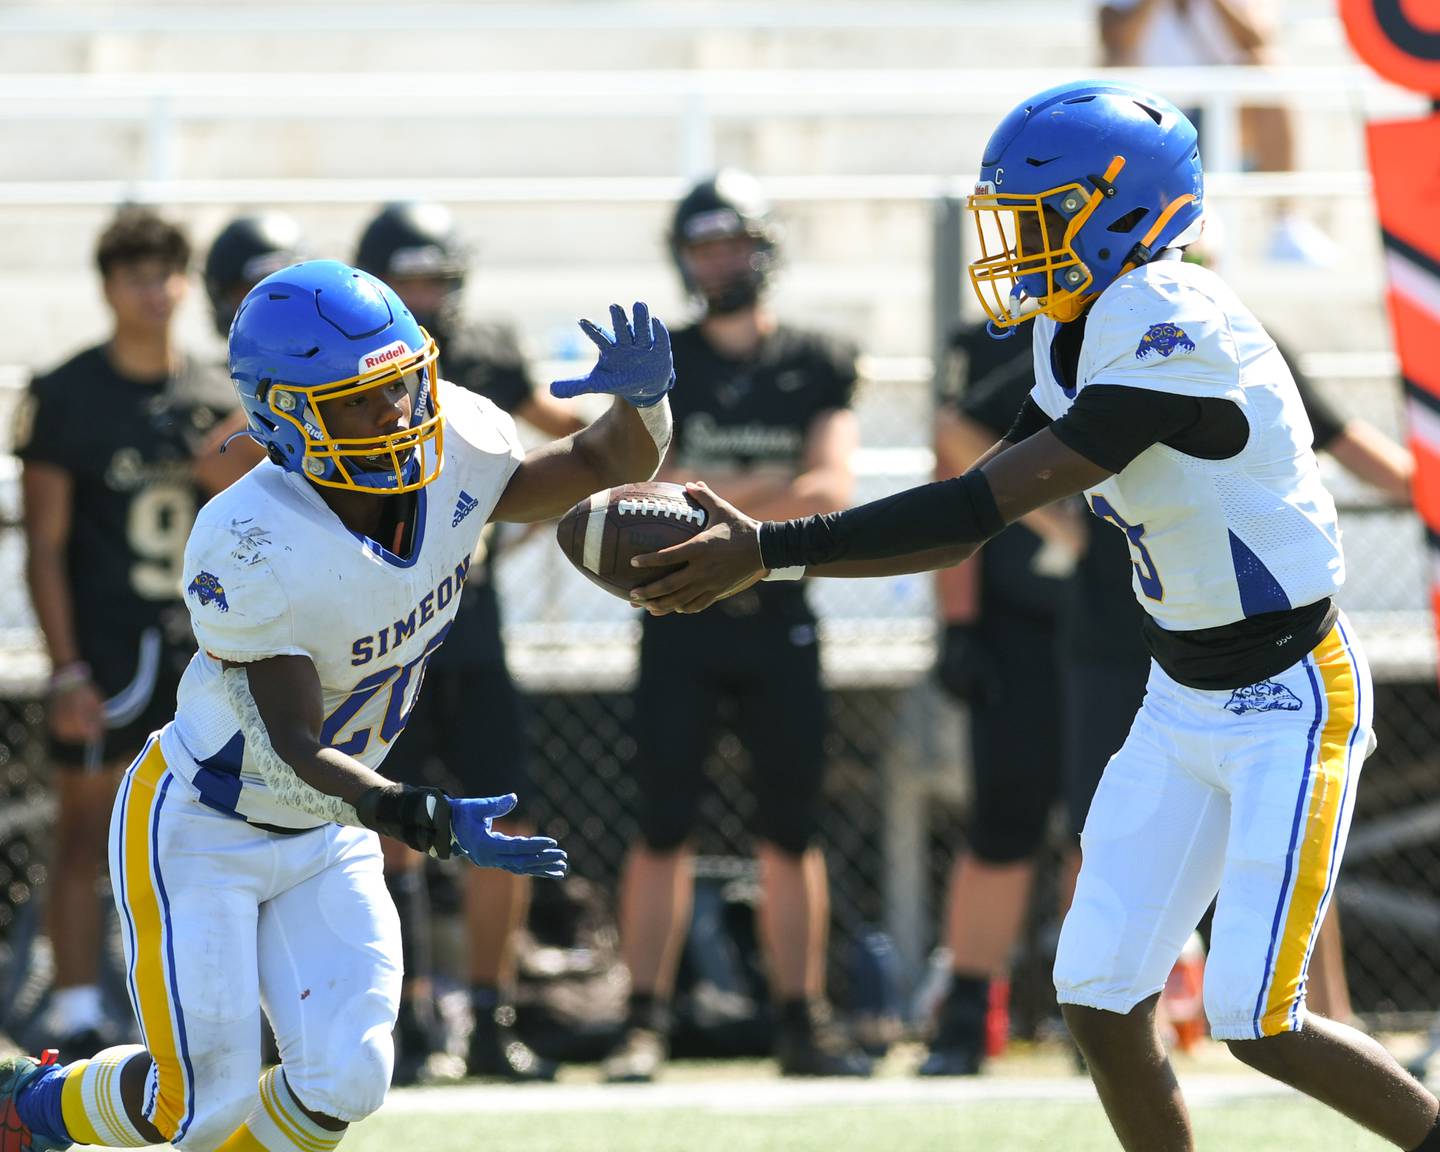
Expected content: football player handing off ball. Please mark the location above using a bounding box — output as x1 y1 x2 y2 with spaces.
632 82 1440 1152
1 262 674 1152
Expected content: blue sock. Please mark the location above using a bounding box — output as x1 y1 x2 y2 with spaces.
15 1058 73 1146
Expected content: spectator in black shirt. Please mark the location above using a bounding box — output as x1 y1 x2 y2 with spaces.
355 202 584 1085
17 207 260 1059
919 320 1087 1076
602 172 868 1082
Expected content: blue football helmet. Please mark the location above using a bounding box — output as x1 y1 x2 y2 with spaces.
228 260 443 493
967 80 1204 328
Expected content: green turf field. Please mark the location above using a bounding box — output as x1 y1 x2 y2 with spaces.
82 1043 1423 1152
344 1044 1410 1152
345 1096 1391 1152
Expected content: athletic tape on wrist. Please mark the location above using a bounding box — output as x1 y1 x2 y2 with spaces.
636 395 672 480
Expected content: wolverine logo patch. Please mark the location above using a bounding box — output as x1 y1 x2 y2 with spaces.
1224 680 1302 716
1135 322 1196 360
187 570 230 612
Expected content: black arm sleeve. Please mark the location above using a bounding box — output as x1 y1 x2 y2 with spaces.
758 471 1004 570
1047 385 1246 473
1003 395 1052 445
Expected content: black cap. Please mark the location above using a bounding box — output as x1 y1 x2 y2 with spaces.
355 202 469 284
204 212 306 335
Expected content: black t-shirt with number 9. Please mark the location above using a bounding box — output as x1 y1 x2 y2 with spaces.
15 344 235 685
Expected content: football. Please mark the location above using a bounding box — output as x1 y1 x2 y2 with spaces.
556 481 708 598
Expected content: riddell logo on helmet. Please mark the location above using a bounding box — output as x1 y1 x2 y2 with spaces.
358 341 412 373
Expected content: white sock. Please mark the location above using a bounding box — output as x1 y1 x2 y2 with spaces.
215 1068 345 1152
59 1045 153 1147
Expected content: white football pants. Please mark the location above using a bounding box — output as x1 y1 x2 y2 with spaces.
1054 614 1373 1041
107 739 401 1151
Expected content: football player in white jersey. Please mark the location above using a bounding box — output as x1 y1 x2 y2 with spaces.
628 82 1440 1152
0 260 676 1152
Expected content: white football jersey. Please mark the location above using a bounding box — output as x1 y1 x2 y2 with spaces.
160 381 524 828
1029 254 1344 632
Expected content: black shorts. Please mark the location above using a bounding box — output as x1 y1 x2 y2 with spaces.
382 661 532 803
50 624 193 772
967 608 1064 864
1059 654 1150 838
633 589 827 855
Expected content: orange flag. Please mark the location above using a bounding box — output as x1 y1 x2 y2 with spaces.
1341 1 1440 671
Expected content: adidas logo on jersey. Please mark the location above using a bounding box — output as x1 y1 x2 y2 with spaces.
452 490 480 527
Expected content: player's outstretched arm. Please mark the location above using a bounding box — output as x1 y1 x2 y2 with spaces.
492 302 675 523
631 430 1112 615
222 657 567 876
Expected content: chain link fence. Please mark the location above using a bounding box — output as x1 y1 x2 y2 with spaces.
0 347 1437 1053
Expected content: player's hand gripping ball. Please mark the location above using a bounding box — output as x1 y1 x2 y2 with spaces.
556 481 708 598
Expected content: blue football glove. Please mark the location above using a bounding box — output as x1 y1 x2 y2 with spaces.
450 793 568 879
550 301 674 408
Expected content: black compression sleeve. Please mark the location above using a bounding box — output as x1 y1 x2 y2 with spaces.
758 471 1004 570
1048 385 1205 473
1003 395 1052 444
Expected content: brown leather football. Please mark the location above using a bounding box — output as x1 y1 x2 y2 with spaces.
556 481 709 598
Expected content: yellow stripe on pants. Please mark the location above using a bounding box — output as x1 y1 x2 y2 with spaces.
1258 625 1359 1036
120 742 190 1139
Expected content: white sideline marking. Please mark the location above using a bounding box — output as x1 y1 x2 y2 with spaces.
382 1073 1294 1115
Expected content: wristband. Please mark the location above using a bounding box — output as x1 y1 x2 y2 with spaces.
48 661 93 695
757 526 805 581
355 783 454 859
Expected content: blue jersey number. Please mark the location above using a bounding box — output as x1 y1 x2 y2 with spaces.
321 624 451 756
1089 494 1164 601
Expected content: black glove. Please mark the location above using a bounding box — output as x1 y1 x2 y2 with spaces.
936 623 992 705
355 784 454 859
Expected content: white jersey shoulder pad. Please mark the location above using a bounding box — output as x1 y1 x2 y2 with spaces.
1081 260 1244 405
438 379 525 467
182 467 304 664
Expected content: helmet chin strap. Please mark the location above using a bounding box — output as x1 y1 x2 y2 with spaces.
344 452 421 492
1047 292 1096 323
